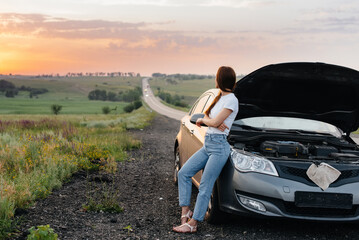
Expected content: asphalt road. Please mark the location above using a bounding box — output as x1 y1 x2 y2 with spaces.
142 78 187 121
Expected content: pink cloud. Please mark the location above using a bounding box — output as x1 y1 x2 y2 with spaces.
0 13 147 39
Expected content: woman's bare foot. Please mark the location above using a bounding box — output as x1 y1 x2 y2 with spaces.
181 210 193 224
172 219 198 233
180 207 193 224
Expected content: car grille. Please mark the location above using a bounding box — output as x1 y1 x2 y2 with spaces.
283 202 359 218
236 190 359 218
274 161 359 187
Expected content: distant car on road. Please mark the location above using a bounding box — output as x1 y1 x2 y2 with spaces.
174 62 359 223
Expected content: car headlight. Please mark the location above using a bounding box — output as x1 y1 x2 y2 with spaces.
230 148 278 176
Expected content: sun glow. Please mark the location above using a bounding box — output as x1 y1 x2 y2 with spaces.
0 51 20 74
0 0 358 75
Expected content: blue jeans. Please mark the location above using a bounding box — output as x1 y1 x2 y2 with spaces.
178 133 231 221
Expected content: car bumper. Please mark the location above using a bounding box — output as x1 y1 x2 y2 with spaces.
217 160 359 221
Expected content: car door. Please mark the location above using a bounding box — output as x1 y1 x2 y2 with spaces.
178 100 199 165
185 92 216 187
180 94 209 166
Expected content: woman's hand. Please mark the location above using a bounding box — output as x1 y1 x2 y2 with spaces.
196 118 204 127
201 108 233 128
218 122 229 132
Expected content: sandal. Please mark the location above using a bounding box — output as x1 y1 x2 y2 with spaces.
181 210 193 224
172 222 197 233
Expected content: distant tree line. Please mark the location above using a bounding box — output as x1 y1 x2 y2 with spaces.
35 74 61 78
152 73 246 81
152 73 167 78
157 89 188 108
89 86 143 114
29 72 141 78
66 72 140 77
0 79 49 98
88 86 142 102
152 73 213 80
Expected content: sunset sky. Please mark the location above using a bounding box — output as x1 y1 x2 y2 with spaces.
1 0 358 76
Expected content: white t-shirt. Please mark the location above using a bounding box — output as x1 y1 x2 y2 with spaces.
206 93 239 135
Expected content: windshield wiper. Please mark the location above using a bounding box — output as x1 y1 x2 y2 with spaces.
278 129 334 136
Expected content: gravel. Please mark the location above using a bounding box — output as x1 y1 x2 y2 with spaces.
13 115 359 239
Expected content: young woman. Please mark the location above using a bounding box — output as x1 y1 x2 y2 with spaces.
173 66 239 233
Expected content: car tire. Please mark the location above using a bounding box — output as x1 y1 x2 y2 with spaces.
206 182 226 224
174 146 180 185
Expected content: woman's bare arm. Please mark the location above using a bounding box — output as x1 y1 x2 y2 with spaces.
196 108 232 128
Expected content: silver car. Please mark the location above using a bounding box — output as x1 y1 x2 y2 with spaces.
174 62 359 223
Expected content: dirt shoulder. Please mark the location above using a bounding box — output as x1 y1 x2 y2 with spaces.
14 115 359 240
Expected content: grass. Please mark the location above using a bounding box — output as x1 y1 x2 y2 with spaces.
0 75 142 114
149 77 216 106
0 106 155 239
0 97 127 114
83 176 123 214
1 75 142 96
80 106 155 129
159 99 190 112
149 75 246 107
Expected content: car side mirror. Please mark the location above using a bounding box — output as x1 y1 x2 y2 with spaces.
190 113 207 127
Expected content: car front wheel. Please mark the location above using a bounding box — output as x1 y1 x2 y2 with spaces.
206 182 226 224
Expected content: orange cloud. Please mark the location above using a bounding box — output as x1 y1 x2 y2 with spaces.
0 13 228 74
1 12 358 76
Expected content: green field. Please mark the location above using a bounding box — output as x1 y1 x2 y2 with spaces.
0 75 142 114
0 97 128 114
149 77 216 108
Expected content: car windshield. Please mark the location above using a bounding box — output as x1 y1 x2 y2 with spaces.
233 117 342 138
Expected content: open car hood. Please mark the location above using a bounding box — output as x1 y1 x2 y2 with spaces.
233 62 359 134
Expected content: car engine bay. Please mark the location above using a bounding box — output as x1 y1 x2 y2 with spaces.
231 138 359 162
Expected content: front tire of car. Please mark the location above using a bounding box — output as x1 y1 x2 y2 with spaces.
174 146 180 185
206 182 226 224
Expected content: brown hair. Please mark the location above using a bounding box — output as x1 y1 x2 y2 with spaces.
204 66 236 116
